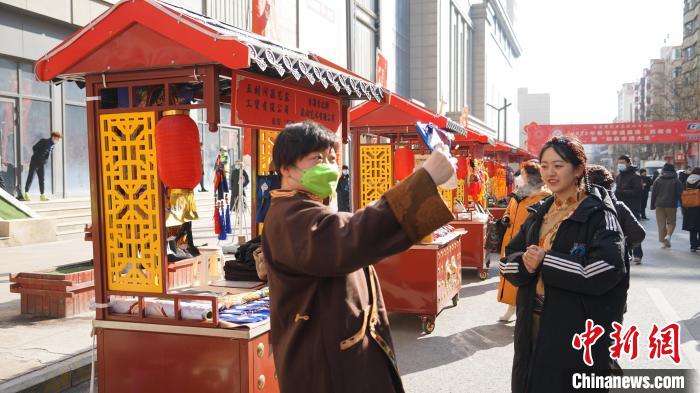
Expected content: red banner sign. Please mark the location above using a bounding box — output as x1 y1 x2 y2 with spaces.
376 49 388 88
232 71 341 131
525 121 700 154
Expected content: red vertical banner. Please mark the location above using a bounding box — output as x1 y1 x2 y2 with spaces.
376 49 388 88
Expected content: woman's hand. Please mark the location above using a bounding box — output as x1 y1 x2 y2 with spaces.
523 245 545 273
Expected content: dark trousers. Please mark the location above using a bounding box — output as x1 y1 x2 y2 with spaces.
691 231 700 249
25 160 46 194
641 192 649 218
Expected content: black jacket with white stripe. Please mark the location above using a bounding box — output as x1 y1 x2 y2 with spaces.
501 185 628 393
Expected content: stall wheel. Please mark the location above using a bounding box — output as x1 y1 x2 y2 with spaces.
421 316 436 334
452 294 459 307
479 269 488 280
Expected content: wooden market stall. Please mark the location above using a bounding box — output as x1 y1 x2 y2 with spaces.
349 93 490 333
34 1 384 392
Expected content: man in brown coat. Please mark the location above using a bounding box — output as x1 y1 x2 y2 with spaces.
261 122 455 393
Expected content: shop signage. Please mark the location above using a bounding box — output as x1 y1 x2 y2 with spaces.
376 49 388 88
232 71 341 131
525 121 700 154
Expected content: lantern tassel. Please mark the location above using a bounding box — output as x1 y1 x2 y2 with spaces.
217 205 227 241
225 206 232 234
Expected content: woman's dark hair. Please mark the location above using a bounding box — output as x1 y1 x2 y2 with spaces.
692 167 700 175
521 160 543 186
586 164 615 191
538 136 589 193
272 122 339 177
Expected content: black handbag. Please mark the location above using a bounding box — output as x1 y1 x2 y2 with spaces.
485 218 507 253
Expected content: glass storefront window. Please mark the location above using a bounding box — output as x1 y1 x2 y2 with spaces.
202 125 219 189
0 99 17 193
20 99 52 194
65 105 89 195
65 81 86 103
0 58 18 93
133 85 164 107
20 63 51 98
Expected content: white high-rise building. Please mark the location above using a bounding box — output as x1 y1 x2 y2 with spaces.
517 88 550 148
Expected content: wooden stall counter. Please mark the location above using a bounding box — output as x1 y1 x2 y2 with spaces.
95 319 278 393
450 219 490 280
375 231 463 334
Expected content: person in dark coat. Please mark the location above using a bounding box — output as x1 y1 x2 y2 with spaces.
651 163 683 249
501 136 627 393
23 131 61 201
229 159 250 211
682 167 700 252
639 169 652 220
679 166 692 185
261 122 455 393
588 164 646 265
615 155 642 219
336 164 351 212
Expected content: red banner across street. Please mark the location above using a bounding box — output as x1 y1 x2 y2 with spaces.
525 121 700 154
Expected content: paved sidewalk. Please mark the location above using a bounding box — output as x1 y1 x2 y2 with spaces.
0 239 95 392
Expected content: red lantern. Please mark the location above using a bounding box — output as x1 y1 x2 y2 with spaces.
155 110 202 188
155 110 203 224
456 156 469 180
394 148 415 181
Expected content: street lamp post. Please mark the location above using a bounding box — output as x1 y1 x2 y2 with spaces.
487 98 512 142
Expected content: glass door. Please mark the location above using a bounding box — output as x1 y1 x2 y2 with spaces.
0 97 18 195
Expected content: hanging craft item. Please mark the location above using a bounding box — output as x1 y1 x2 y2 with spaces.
155 110 202 225
394 147 415 182
213 147 233 241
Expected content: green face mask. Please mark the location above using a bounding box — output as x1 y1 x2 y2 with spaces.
294 163 340 199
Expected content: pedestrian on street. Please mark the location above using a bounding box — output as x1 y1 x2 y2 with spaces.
615 155 643 261
588 165 646 265
336 164 351 212
261 121 455 393
639 168 652 220
501 136 627 393
682 167 700 252
679 166 692 186
497 160 550 322
651 163 683 249
23 131 61 201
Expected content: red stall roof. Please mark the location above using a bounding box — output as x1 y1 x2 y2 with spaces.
34 0 382 102
349 92 470 135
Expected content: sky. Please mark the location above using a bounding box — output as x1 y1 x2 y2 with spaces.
515 0 684 124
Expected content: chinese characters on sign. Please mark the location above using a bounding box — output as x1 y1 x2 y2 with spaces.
572 321 681 365
525 121 700 155
232 71 341 132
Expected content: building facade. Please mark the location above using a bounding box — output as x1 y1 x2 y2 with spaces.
517 87 550 147
616 83 635 123
0 0 524 199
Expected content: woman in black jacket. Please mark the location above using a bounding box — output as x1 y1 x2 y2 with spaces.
500 137 627 393
588 164 646 265
682 167 700 251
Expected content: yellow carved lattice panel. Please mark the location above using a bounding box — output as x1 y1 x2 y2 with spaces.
359 145 393 208
439 188 453 208
456 179 466 204
100 112 163 293
258 129 280 175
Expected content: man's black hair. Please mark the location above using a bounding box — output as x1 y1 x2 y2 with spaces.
639 168 647 174
342 164 349 169
618 154 631 164
272 121 339 177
